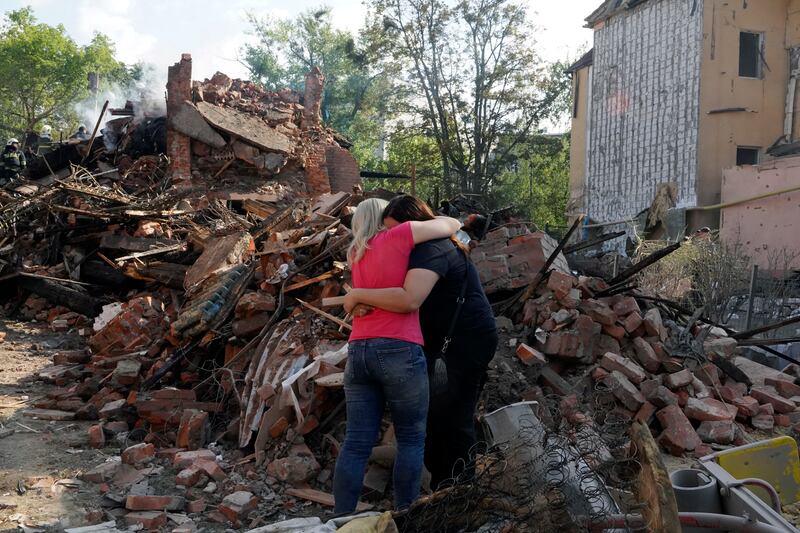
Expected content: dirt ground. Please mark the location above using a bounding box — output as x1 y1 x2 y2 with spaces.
0 319 107 532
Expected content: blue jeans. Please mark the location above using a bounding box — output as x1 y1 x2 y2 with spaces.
333 338 429 514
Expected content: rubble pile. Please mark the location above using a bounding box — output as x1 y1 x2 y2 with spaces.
495 260 800 458
3 56 799 532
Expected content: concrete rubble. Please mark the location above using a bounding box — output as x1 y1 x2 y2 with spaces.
2 53 800 531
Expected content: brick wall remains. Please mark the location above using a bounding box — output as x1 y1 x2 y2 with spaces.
302 67 324 130
304 143 332 196
325 145 361 193
167 54 193 183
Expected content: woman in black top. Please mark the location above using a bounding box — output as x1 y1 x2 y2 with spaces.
344 195 498 490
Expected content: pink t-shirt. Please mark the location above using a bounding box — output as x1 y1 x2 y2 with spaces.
348 221 424 345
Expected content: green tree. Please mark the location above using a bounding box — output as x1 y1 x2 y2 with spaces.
366 0 569 197
0 8 129 136
492 133 570 227
241 7 395 137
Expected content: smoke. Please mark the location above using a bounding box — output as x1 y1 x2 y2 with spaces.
72 62 167 136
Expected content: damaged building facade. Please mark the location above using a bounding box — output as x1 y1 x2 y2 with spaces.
569 0 800 237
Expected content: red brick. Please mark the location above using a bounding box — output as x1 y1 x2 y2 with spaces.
694 364 722 389
775 414 791 427
664 369 693 390
657 405 702 456
703 337 738 359
176 409 209 450
635 401 657 424
732 396 760 418
218 491 257 525
643 308 665 340
646 385 679 408
690 376 711 399
612 297 640 317
579 299 617 326
765 376 800 399
631 337 660 373
718 385 744 402
176 466 204 487
602 323 626 340
516 343 546 366
186 498 207 514
684 398 737 422
151 388 196 401
752 413 775 430
621 312 643 335
173 449 216 468
88 424 105 449
759 403 775 415
156 447 185 461
194 459 227 482
121 443 155 465
124 511 167 530
98 399 127 419
125 495 185 511
604 371 645 411
751 387 796 414
599 352 646 384
269 416 289 439
640 378 661 398
591 367 610 382
697 421 736 444
546 271 575 299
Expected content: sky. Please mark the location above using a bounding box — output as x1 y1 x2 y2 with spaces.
7 0 599 81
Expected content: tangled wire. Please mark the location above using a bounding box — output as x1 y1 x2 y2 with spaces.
395 392 647 533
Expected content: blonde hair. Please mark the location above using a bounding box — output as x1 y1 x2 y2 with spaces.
349 198 389 263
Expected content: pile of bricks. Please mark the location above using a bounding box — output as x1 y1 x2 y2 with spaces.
510 269 800 457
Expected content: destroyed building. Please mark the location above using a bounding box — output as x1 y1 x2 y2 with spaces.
568 0 800 238
2 49 800 532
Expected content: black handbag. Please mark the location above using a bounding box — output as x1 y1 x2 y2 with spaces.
430 248 470 398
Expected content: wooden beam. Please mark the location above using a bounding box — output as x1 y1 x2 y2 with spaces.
295 299 351 331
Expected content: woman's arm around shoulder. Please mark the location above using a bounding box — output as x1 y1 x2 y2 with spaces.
409 216 461 244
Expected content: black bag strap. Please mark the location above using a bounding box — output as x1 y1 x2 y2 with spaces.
440 247 470 359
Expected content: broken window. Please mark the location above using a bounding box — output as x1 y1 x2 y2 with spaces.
736 146 760 165
739 32 763 78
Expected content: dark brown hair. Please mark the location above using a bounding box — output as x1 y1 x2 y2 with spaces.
382 194 468 252
382 194 437 222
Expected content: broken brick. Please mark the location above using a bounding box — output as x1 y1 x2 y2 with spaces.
194 459 227 482
125 495 185 511
124 511 167 531
656 405 702 456
176 466 204 487
764 376 800 399
218 491 258 525
121 443 155 465
684 398 737 422
696 421 736 444
642 308 665 340
176 409 209 450
579 299 617 326
631 337 660 373
599 352 646 384
612 296 640 317
751 387 797 414
173 449 216 468
604 370 645 411
732 396 760 418
663 369 693 390
621 312 643 335
646 385 679 408
516 343 546 366
88 424 105 449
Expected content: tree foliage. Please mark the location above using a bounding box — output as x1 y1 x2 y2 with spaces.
241 8 395 136
365 0 570 197
0 7 131 136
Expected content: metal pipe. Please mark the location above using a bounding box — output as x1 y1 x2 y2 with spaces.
592 513 786 532
679 512 786 533
727 478 782 513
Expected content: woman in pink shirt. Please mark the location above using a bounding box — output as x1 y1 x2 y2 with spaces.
333 198 461 514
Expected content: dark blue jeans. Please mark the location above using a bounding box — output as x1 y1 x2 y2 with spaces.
333 338 429 514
